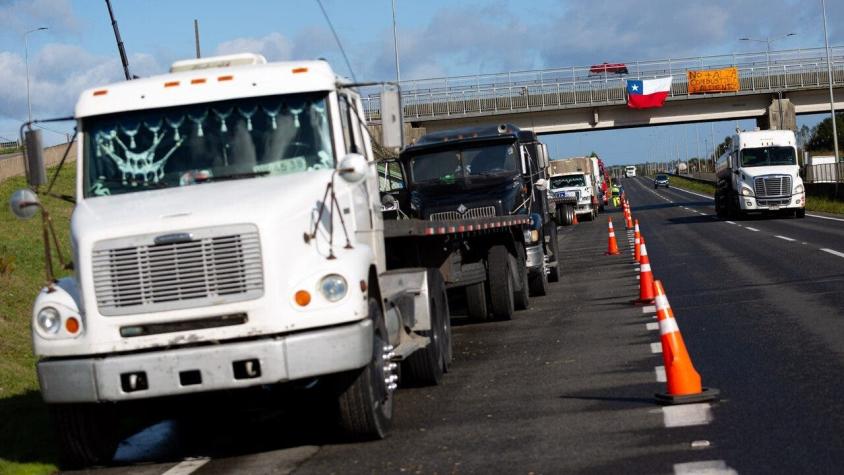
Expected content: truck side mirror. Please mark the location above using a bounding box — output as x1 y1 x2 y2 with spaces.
380 84 403 149
24 129 47 187
9 188 40 220
535 178 548 190
338 153 368 184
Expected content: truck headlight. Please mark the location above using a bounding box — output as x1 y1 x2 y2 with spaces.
37 307 61 334
740 185 754 197
319 274 348 302
794 184 804 194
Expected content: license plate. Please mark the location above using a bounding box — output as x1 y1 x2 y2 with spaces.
566 191 577 197
768 204 780 210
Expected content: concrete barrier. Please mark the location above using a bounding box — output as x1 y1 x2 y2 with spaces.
0 141 77 183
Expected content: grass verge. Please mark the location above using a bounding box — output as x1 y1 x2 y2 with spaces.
0 166 75 474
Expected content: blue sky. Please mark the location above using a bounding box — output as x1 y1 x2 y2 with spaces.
0 0 841 165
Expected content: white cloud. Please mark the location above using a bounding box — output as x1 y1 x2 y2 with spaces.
215 32 294 61
0 0 80 35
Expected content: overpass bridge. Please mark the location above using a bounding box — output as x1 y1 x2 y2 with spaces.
363 46 844 135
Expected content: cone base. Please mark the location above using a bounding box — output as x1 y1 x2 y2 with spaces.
655 387 720 405
632 298 655 305
605 250 620 255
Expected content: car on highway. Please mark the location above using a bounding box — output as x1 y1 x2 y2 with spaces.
654 174 670 189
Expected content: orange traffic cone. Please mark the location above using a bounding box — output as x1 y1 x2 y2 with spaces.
634 220 641 262
625 202 634 229
634 242 655 303
638 235 646 264
653 280 719 405
572 210 579 225
605 217 620 255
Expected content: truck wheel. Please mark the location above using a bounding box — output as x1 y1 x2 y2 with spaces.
565 205 575 225
795 208 806 219
403 270 450 385
513 246 530 310
465 282 489 320
337 298 394 440
528 266 548 297
51 403 120 468
715 194 726 218
547 225 561 283
487 245 515 321
554 205 565 226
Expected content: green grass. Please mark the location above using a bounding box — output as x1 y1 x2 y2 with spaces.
0 166 75 475
659 175 844 215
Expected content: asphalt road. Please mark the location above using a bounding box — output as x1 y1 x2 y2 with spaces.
64 183 844 474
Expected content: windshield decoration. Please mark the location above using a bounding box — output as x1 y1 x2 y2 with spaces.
83 92 334 197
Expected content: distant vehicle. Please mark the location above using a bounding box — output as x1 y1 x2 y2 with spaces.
590 62 629 75
625 166 637 177
654 174 670 189
674 162 688 175
549 157 598 221
714 129 805 219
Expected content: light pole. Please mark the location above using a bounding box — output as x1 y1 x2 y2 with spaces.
24 26 48 124
820 0 839 168
739 33 796 88
391 0 401 84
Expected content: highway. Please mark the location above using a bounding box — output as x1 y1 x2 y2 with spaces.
58 180 844 474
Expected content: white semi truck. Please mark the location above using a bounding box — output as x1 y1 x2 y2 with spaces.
549 157 598 221
10 53 529 467
715 129 806 219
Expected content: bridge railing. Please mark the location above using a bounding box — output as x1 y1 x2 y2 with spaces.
805 162 844 183
361 46 844 122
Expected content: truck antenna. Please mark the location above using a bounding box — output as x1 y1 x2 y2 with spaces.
104 0 132 80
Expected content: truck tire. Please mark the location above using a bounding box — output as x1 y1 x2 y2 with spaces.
465 282 489 320
529 266 548 296
547 224 561 283
554 205 565 226
487 245 515 321
565 205 574 226
402 270 450 385
795 208 806 219
51 403 120 469
714 193 726 218
337 298 394 440
513 246 530 310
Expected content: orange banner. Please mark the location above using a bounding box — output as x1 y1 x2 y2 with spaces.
687 67 740 94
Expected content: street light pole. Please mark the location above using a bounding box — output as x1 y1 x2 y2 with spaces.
24 27 48 124
821 0 839 166
391 0 401 84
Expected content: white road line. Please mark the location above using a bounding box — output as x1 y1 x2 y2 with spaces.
642 305 656 313
807 213 844 223
725 220 736 225
821 248 844 259
665 186 715 201
654 365 666 382
650 342 663 354
674 460 738 475
775 235 796 242
646 322 660 331
162 459 211 475
662 403 713 428
745 226 760 232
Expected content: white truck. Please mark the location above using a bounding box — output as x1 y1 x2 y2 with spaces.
549 157 598 221
715 129 805 219
9 53 487 467
624 165 637 177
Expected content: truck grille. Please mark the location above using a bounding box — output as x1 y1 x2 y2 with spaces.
429 206 496 221
754 176 792 198
92 224 264 316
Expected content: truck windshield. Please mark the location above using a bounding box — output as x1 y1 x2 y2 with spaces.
409 143 517 184
82 92 333 197
740 146 796 167
551 175 586 188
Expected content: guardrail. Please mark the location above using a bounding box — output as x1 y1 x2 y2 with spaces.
362 46 844 122
805 162 844 182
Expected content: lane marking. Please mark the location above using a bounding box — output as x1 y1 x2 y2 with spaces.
642 305 656 313
650 342 663 354
674 460 738 475
654 365 666 382
725 220 736 225
662 403 713 428
775 235 796 242
806 213 844 223
821 248 844 259
162 459 211 475
646 322 660 331
666 187 715 201
745 226 760 232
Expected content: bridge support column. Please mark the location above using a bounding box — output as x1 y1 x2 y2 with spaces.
367 123 427 160
757 96 796 131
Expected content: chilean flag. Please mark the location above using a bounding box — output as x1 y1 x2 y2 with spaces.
626 76 673 109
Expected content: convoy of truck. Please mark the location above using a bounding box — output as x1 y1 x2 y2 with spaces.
7 54 619 468
548 157 602 221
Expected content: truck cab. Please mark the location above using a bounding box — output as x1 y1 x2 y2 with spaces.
715 130 805 219
550 172 595 220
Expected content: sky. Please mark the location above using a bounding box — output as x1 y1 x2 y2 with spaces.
0 0 841 165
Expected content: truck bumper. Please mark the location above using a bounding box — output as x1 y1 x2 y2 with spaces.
525 244 544 269
739 195 804 211
37 319 373 403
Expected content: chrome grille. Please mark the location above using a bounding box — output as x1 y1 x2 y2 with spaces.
754 175 792 198
429 205 496 221
93 224 263 316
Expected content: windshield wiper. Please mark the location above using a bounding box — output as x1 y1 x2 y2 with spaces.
198 171 270 182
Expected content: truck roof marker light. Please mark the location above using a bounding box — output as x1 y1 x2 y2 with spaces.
295 290 311 306
164 81 180 88
93 89 108 96
217 75 234 82
65 316 80 334
190 78 207 85
292 67 308 74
